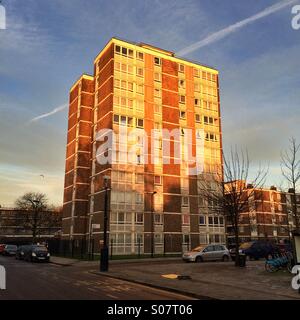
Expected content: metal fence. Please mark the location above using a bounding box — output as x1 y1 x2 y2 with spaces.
46 237 191 260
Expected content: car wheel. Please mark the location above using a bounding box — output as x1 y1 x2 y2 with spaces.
222 255 229 262
195 256 203 263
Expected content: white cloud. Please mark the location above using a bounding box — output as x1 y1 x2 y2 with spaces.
177 0 298 56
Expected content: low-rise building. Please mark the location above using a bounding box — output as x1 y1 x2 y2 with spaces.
0 207 62 244
226 183 299 244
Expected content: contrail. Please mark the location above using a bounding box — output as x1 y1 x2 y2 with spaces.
29 103 68 123
177 0 297 56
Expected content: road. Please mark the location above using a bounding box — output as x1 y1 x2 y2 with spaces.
0 256 192 300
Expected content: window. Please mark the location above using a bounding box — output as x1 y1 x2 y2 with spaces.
120 115 126 126
154 72 161 82
114 79 120 88
194 83 200 92
137 67 144 77
128 82 134 91
118 212 125 224
179 95 186 104
136 193 143 204
214 217 218 225
136 100 144 111
195 98 200 106
182 196 189 207
154 175 162 185
179 64 185 73
193 68 200 77
182 214 190 225
137 51 144 60
180 111 186 119
122 47 127 56
135 213 143 224
199 216 206 225
154 88 161 98
128 99 133 109
115 45 121 53
136 173 144 183
113 114 119 123
136 118 144 128
154 57 161 65
128 49 134 58
195 114 201 123
154 104 161 114
179 79 185 88
154 214 163 224
219 217 224 225
137 84 144 94
208 217 213 225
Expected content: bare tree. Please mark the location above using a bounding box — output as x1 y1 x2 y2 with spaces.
15 192 49 242
281 137 300 231
199 148 268 266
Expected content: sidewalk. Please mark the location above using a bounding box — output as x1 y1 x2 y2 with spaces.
50 256 181 267
91 260 300 300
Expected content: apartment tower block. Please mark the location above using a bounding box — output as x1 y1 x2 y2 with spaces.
62 38 225 254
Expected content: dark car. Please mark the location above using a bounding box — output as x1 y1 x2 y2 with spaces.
15 245 30 260
3 244 18 256
230 241 276 260
24 245 50 262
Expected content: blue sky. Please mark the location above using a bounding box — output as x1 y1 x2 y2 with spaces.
0 0 300 205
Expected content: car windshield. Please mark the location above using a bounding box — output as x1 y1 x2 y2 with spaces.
33 246 48 252
240 242 253 249
6 245 17 249
192 246 205 252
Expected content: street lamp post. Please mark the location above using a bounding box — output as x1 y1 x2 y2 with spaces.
151 191 157 258
100 175 110 272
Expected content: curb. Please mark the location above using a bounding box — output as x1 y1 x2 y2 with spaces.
89 271 218 300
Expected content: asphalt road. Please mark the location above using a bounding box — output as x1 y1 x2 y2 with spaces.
0 255 192 300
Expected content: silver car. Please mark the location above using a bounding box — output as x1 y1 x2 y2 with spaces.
182 244 230 262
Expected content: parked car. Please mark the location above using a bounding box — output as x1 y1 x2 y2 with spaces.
3 244 17 256
15 245 30 260
24 244 50 262
182 244 230 262
230 241 276 260
0 244 6 255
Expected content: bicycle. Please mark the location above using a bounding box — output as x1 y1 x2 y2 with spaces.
265 251 294 273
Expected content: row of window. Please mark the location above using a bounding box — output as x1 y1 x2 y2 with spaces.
110 212 224 227
115 62 144 77
113 114 144 128
111 171 163 185
180 112 218 126
194 69 218 82
114 45 217 81
199 216 224 226
114 61 217 95
115 45 162 66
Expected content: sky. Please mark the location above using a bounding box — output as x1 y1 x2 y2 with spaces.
0 0 300 206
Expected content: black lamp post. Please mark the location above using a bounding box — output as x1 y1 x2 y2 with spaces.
151 191 157 258
100 175 110 272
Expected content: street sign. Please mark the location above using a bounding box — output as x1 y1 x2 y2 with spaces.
92 224 100 230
